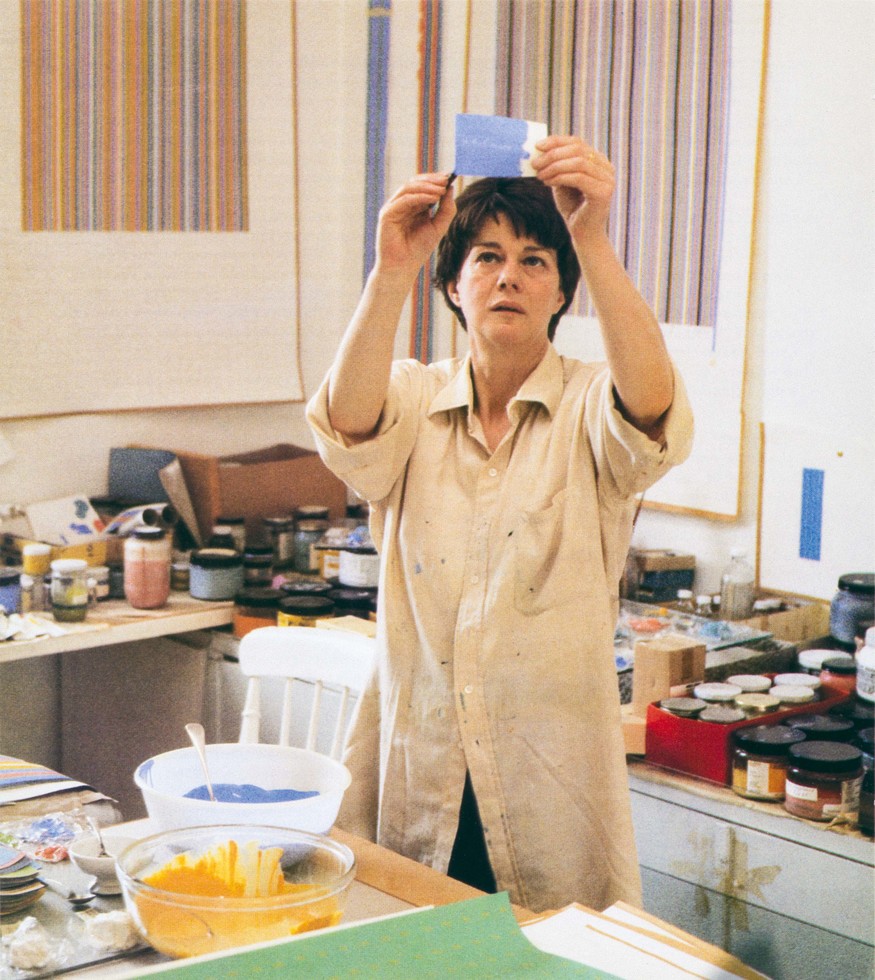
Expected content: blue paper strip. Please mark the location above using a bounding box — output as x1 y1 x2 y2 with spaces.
454 114 546 177
799 467 824 561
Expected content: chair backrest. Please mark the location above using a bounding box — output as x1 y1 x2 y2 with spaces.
237 626 376 760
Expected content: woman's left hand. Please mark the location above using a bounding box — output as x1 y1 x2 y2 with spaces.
531 135 615 240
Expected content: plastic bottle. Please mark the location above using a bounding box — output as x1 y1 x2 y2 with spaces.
856 627 875 703
720 548 756 620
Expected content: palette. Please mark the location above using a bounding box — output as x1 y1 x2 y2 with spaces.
0 844 45 916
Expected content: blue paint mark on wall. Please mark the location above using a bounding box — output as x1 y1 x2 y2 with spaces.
799 468 824 561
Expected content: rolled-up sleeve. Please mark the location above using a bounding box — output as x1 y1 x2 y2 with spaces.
305 362 423 504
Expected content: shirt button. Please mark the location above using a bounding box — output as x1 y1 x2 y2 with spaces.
488 467 498 477
463 685 474 695
471 575 480 585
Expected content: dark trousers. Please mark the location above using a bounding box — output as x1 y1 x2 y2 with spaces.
447 771 497 893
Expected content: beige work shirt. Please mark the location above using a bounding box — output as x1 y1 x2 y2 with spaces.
306 344 693 913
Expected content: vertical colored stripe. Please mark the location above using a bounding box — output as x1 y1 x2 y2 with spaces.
495 0 731 328
363 0 391 283
20 0 248 232
409 0 442 363
799 468 824 562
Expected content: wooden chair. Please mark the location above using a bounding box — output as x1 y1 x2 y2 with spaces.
237 626 376 760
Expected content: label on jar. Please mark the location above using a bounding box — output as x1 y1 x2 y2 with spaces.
785 780 817 802
857 663 875 699
745 760 771 797
822 777 862 817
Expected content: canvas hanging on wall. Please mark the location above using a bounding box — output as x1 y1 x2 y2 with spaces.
1 0 303 420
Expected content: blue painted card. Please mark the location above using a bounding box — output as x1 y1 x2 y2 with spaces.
454 113 548 177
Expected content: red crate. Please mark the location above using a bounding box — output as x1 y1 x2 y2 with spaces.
645 682 850 785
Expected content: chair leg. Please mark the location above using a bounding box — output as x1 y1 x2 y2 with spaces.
239 677 262 744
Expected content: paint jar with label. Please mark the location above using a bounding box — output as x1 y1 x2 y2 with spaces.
89 565 110 601
189 549 244 601
338 547 380 589
830 573 874 649
294 519 329 574
50 558 91 622
277 595 335 627
242 545 274 587
0 569 22 614
856 627 875 703
732 725 807 801
21 543 52 577
784 741 864 822
207 526 238 551
263 517 295 569
233 588 283 638
315 526 351 580
124 527 171 609
819 657 858 695
171 559 190 592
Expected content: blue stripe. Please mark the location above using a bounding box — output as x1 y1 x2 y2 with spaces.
363 2 391 283
799 468 824 561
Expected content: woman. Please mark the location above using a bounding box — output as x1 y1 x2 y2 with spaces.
307 135 693 913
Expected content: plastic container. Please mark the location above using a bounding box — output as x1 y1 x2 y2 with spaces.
338 548 380 588
124 527 171 610
732 725 807 801
49 558 91 622
277 595 335 627
829 573 874 648
784 741 863 822
189 549 244 601
232 588 283 638
720 548 756 620
819 657 858 695
856 627 875 703
21 543 52 577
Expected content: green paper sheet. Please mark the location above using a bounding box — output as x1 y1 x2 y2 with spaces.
137 892 619 979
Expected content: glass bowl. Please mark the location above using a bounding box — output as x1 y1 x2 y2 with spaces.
116 824 355 958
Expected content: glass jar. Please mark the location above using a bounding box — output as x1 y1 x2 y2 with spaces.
262 517 295 568
293 519 329 574
784 741 864 822
720 547 756 620
277 595 335 627
50 558 91 622
216 516 246 552
232 588 282 638
787 714 855 742
207 526 238 551
732 725 807 801
0 569 21 614
829 573 874 648
338 547 380 588
820 657 858 695
859 767 874 836
856 627 875 703
124 527 171 610
189 548 244 601
242 545 274 587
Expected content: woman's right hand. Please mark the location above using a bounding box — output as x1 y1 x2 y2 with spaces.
374 173 456 278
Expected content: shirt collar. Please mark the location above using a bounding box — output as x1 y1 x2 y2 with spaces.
427 344 565 419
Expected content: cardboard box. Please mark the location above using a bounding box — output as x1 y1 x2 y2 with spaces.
170 444 350 542
2 532 119 568
737 596 830 643
645 682 850 784
630 549 696 602
631 634 706 714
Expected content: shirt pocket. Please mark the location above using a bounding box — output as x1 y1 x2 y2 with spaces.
512 488 594 615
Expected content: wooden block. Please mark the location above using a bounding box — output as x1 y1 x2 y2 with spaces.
631 633 706 714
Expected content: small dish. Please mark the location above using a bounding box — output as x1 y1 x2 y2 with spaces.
68 834 136 896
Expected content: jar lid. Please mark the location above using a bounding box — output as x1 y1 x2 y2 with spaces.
798 649 853 672
243 545 274 559
836 573 874 596
341 545 378 556
659 697 707 718
821 657 857 675
50 558 88 572
788 714 855 740
855 727 874 752
278 595 335 614
770 684 816 704
0 569 20 585
217 516 245 525
22 543 51 555
295 505 330 519
693 682 743 703
190 548 242 569
132 526 165 539
297 519 328 532
774 672 821 689
243 553 273 567
327 587 375 608
735 724 807 754
262 516 293 528
727 674 772 693
735 693 782 714
234 588 282 609
788 740 863 772
280 579 333 597
699 705 747 724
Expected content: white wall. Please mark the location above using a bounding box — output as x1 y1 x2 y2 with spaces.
631 0 874 596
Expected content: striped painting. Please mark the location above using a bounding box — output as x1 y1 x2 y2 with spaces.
496 0 730 328
20 0 248 232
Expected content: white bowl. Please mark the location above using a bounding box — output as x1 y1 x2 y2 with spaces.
133 743 351 834
68 834 136 895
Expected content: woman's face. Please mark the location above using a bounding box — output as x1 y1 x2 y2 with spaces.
448 215 566 355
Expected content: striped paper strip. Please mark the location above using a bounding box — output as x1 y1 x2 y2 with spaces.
20 0 248 232
496 0 730 328
363 0 391 283
409 0 442 363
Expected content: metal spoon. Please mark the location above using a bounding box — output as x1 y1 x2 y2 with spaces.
185 722 217 802
40 875 98 909
86 814 109 858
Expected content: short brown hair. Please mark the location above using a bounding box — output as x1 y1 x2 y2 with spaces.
434 178 581 341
